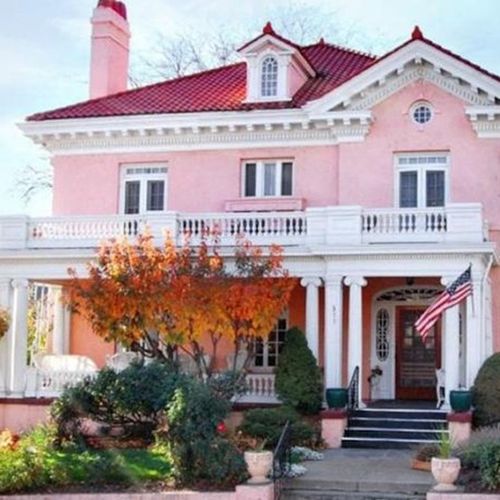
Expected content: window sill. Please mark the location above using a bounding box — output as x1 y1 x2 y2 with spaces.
224 197 305 212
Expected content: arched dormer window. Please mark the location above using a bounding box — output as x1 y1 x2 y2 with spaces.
261 56 278 97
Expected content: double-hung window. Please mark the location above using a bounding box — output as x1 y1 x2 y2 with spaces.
243 160 293 198
121 165 168 214
395 154 448 208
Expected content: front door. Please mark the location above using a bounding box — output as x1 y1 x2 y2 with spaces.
396 307 441 400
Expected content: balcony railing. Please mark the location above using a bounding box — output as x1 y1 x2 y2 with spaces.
0 203 486 250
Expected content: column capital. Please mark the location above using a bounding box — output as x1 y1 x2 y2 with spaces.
300 277 322 288
11 279 29 290
344 276 367 288
324 274 344 286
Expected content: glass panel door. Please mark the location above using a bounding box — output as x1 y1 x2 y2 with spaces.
396 307 440 400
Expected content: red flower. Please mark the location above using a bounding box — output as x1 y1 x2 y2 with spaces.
216 422 227 434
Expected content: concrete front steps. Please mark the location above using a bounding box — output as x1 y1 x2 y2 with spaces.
342 408 448 449
283 449 433 500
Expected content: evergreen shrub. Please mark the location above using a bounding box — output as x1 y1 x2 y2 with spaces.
275 327 323 414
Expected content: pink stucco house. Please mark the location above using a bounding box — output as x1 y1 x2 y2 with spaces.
1 0 500 440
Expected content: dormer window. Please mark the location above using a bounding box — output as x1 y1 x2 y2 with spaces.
261 56 278 97
238 22 315 103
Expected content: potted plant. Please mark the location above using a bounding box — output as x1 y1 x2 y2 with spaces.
244 438 273 484
450 387 472 413
325 388 347 409
0 308 9 340
431 430 461 491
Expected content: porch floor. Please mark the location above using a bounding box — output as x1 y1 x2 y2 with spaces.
367 399 438 410
284 448 434 499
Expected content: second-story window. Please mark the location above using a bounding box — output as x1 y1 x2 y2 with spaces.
243 160 293 197
121 165 168 214
261 56 278 98
395 154 448 208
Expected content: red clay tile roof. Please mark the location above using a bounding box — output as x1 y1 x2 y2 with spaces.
26 29 500 122
27 42 375 121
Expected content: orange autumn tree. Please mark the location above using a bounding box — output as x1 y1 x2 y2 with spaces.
67 233 295 377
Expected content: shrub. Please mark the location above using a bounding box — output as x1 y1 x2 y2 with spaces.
51 360 183 443
238 406 316 448
158 377 246 488
458 424 500 490
275 327 323 415
472 353 500 428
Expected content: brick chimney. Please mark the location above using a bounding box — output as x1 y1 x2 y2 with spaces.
89 0 130 99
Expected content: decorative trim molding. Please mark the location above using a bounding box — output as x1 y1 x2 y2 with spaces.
20 116 372 154
347 64 491 111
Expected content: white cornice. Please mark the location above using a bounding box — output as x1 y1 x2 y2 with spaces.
305 40 500 114
19 110 372 154
465 106 500 138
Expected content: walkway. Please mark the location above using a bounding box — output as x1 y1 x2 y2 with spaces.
284 448 434 499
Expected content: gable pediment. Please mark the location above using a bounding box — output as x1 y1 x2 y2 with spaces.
306 39 500 114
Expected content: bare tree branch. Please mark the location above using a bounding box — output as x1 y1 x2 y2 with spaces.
16 163 53 204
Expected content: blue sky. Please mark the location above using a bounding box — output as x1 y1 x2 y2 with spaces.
1 0 499 216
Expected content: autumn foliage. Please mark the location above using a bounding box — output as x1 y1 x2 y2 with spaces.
67 233 295 376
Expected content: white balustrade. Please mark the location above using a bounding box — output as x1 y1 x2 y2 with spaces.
177 212 307 246
238 373 279 404
361 208 447 243
25 368 97 398
0 204 485 250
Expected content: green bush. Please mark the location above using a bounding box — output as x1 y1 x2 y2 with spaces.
238 406 316 448
51 360 183 443
472 353 500 428
275 327 323 414
459 424 500 490
158 377 247 488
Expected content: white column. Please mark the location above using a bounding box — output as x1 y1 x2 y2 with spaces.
442 276 460 409
0 279 11 393
300 277 321 360
8 279 29 396
324 275 343 388
345 276 367 407
465 279 482 388
52 286 66 355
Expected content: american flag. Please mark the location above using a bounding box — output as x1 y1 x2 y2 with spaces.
415 266 472 339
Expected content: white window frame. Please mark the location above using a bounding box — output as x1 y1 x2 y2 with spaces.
394 153 449 208
119 164 168 214
260 55 279 98
252 311 289 372
241 159 294 198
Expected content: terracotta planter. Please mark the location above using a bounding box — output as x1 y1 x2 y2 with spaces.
431 457 461 491
244 450 273 484
411 458 432 472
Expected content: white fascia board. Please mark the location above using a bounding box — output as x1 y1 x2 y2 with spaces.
18 109 308 137
304 40 500 113
466 105 500 117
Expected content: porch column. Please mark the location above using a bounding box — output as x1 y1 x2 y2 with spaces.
465 278 482 388
300 277 321 360
345 276 367 407
324 275 343 388
0 279 11 393
441 276 460 409
52 286 67 355
8 279 29 396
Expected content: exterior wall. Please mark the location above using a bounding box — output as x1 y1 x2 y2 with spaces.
338 82 500 224
70 313 115 368
52 146 338 215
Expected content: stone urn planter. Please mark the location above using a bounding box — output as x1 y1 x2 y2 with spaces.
244 450 273 484
431 457 461 491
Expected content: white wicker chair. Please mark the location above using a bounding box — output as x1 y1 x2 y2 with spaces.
436 368 445 408
106 351 140 372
